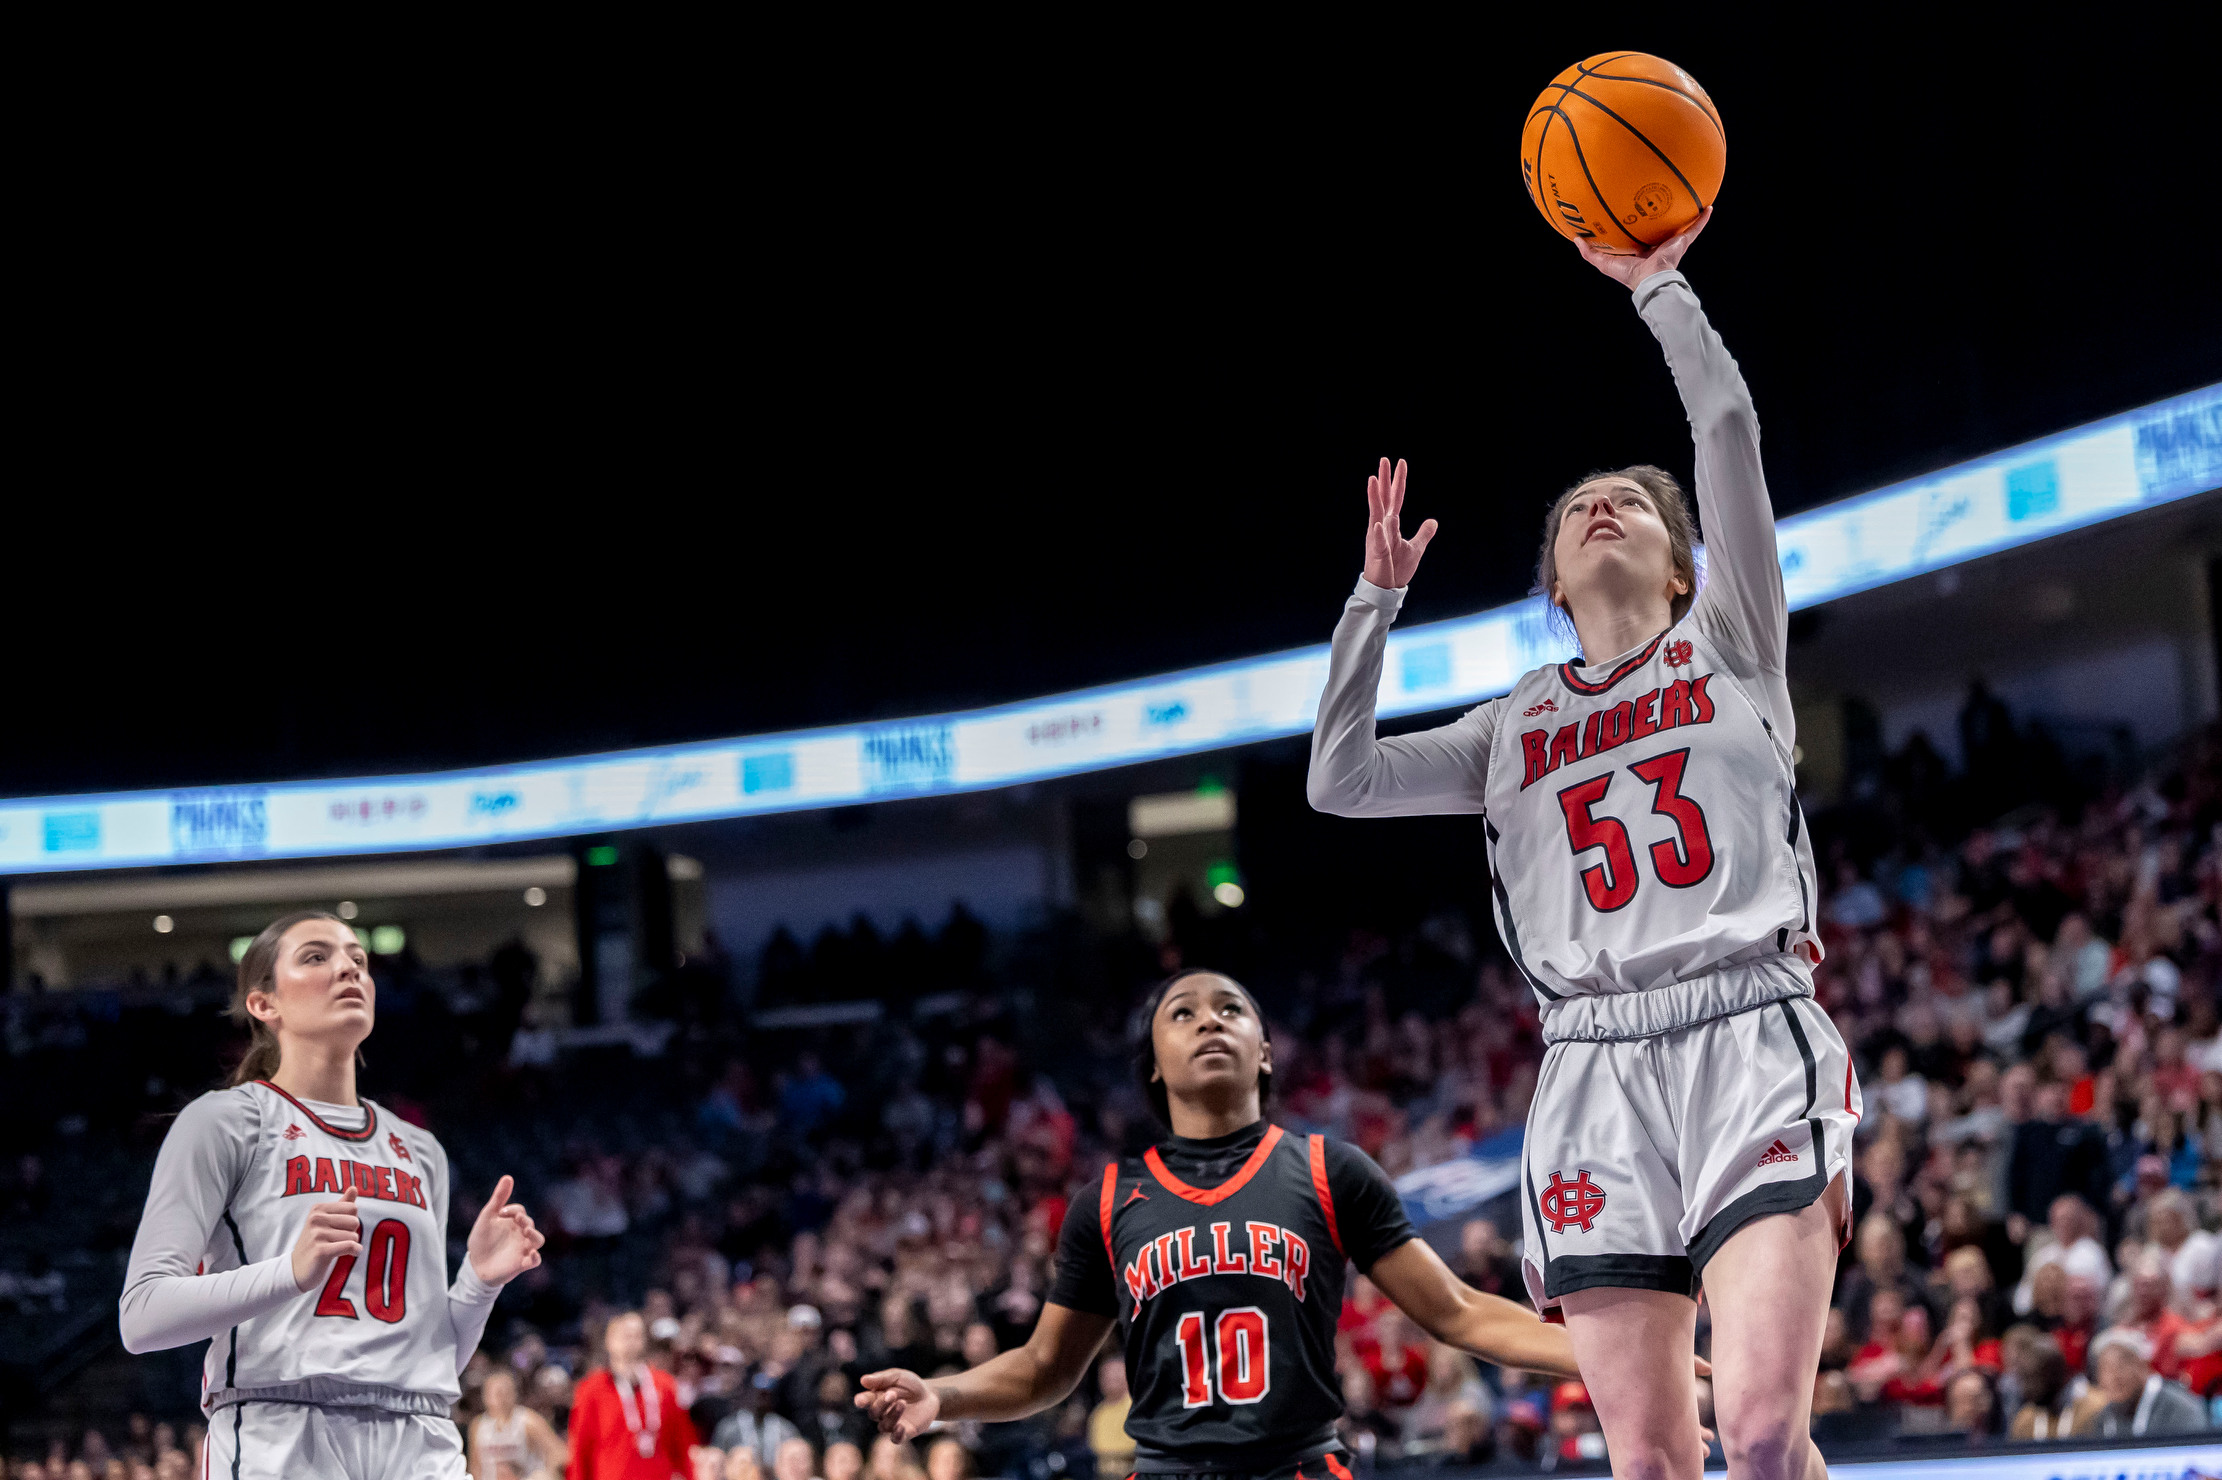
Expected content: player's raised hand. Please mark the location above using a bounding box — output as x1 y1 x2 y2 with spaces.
855 1368 940 1442
291 1187 363 1291
467 1174 546 1285
1578 206 1711 290
1363 457 1436 590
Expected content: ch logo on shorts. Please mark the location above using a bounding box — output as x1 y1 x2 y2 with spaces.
1540 1170 1607 1233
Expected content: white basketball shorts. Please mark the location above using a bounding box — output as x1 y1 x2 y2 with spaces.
1518 992 1859 1313
204 1400 465 1480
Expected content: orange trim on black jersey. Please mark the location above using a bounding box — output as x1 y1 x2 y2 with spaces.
1558 630 1668 697
256 1079 378 1142
1307 1134 1346 1258
1143 1124 1285 1206
1098 1162 1119 1267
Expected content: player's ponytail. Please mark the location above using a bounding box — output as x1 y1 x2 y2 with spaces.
224 910 347 1087
1533 464 1701 650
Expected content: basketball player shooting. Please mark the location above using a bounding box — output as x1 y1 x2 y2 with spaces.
1308 208 1860 1480
857 971 1630 1480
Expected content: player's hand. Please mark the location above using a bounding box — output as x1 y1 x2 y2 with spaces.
1578 206 1711 289
1363 457 1436 590
291 1188 363 1292
467 1174 546 1285
856 1368 940 1441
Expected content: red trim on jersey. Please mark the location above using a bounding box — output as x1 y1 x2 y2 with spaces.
1098 1162 1119 1268
256 1080 378 1142
1845 1059 1861 1123
1143 1124 1285 1206
1308 1134 1345 1258
1558 630 1668 697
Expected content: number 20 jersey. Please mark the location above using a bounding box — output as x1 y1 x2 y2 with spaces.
1483 619 1819 1013
194 1081 459 1414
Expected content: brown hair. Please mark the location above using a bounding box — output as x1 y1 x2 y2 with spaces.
224 910 349 1087
1531 465 1700 647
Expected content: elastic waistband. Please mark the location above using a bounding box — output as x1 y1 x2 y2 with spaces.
1130 1433 1342 1475
205 1377 452 1416
1538 952 1812 1042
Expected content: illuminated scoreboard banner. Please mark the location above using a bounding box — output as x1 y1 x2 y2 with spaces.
1 383 2216 874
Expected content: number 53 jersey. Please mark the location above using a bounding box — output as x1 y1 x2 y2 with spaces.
1484 620 1820 1037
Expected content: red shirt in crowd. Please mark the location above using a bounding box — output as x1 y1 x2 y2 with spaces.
2138 1309 2194 1380
1363 1342 1430 1408
567 1364 698 1480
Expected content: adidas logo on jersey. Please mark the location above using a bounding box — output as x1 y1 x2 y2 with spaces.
1757 1138 1799 1166
1523 698 1559 717
281 1124 306 1141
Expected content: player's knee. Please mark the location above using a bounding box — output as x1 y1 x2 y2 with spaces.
1605 1439 1688 1480
1719 1408 1804 1479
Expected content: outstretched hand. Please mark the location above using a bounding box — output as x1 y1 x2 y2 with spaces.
856 1368 940 1442
1578 206 1711 290
467 1174 545 1285
1363 457 1436 590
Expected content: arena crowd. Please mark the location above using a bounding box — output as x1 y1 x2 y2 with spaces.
9 701 2222 1476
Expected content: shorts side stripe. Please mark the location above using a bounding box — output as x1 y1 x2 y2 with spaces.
1778 1000 1817 1117
230 1403 244 1480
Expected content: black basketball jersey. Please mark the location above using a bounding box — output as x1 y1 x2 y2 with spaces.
1050 1120 1416 1474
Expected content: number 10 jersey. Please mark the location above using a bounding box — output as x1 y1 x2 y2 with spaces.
1483 618 1819 1037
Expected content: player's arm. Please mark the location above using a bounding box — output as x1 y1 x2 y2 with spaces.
1308 459 1496 818
1580 209 1787 673
857 1301 1115 1440
1366 1237 1581 1378
444 1162 546 1375
119 1092 360 1353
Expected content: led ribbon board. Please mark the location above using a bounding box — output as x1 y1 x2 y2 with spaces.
2 384 2216 874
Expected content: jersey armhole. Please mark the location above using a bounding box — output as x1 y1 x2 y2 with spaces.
1308 1135 1346 1259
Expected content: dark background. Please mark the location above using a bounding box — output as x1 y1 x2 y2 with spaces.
16 17 2222 795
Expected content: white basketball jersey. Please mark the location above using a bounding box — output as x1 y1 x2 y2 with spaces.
1482 619 1817 1006
194 1081 458 1412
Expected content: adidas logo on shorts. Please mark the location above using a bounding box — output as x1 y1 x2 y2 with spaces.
1756 1138 1799 1167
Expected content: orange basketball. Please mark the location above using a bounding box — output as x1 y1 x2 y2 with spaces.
1520 52 1725 254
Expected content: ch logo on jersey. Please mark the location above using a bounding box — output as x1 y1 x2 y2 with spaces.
389 1132 411 1162
282 1123 306 1141
1540 1171 1607 1234
1664 640 1693 668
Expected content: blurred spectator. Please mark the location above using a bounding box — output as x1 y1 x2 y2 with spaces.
471 1367 569 1479
1547 1383 1605 1467
568 1311 699 1479
1085 1356 1133 1479
2089 1328 2208 1437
